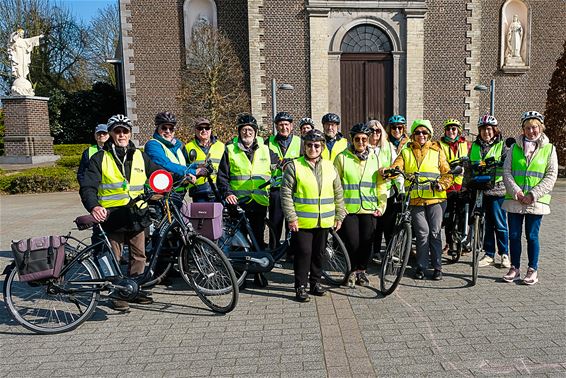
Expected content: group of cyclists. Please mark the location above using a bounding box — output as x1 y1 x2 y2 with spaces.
77 107 557 307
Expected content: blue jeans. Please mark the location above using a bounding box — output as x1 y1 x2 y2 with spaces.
508 213 543 270
483 196 508 257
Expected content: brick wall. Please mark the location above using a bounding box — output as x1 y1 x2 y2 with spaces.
423 0 469 135
479 0 565 138
262 0 310 127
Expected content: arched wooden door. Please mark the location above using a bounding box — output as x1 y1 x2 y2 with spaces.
340 25 393 136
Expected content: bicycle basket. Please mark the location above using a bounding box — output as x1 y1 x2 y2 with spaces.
467 175 494 191
11 236 66 282
181 202 224 241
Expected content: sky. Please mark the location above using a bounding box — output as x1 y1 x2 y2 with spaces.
56 0 117 24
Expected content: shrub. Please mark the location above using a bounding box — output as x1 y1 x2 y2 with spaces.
56 155 81 168
0 166 78 194
54 144 90 156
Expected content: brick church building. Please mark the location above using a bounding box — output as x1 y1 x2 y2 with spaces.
118 0 565 143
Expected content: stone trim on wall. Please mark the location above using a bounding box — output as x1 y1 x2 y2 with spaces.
464 0 482 133
119 0 138 136
247 0 267 124
404 9 426 123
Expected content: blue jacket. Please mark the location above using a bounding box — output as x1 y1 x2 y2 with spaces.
144 133 196 179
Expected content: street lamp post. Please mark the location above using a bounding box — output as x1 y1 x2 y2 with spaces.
271 79 294 134
474 79 495 116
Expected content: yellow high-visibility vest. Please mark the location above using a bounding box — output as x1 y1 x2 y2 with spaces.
402 147 446 200
185 139 225 186
98 150 147 208
322 138 347 162
339 150 379 213
439 141 468 186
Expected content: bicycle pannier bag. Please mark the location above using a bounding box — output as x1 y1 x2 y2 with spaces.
182 202 223 241
11 236 66 282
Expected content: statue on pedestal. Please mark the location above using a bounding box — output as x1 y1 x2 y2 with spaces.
505 15 525 66
8 28 44 96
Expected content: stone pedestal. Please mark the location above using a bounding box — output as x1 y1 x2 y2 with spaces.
0 96 59 164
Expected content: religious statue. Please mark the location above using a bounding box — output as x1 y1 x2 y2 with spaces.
8 28 44 96
505 15 524 66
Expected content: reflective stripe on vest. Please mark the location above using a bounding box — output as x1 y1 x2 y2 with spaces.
98 150 147 208
322 138 348 162
439 141 468 186
402 148 446 200
469 141 503 182
375 142 393 191
151 138 187 166
227 138 271 206
268 135 301 187
504 143 553 205
340 150 379 213
293 156 336 229
87 145 99 159
185 139 225 186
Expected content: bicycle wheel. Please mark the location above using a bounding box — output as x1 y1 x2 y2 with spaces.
322 230 351 286
179 235 239 313
217 229 249 288
142 221 179 288
3 257 100 334
380 221 412 296
471 215 484 286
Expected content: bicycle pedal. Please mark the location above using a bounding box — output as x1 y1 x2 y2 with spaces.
273 263 283 269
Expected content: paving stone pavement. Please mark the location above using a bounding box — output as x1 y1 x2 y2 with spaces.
0 183 565 377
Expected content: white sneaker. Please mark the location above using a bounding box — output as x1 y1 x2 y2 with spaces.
478 254 495 267
501 254 511 269
503 266 521 283
523 268 538 285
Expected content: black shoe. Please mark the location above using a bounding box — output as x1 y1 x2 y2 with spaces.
132 291 154 304
295 286 310 302
111 299 130 311
432 269 443 281
254 273 268 288
309 283 327 296
414 269 425 280
356 272 370 287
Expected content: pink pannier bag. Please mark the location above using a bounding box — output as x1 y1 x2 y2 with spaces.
182 202 224 241
11 236 66 282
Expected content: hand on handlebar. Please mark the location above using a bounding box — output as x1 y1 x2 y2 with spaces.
334 220 342 232
225 194 238 205
183 173 197 184
91 206 108 222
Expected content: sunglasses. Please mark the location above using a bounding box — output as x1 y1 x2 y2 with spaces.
372 129 382 134
446 127 459 132
390 125 404 131
196 126 211 131
354 137 368 143
305 142 322 149
112 128 130 135
160 125 175 132
413 130 429 136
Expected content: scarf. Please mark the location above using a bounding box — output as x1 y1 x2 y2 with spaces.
349 145 370 161
523 135 540 162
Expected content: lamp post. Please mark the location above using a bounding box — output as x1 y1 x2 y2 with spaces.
271 79 294 134
474 79 495 116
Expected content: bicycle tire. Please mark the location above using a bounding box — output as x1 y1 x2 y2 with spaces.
142 221 179 288
471 215 483 286
380 221 412 296
179 234 239 313
321 230 351 286
3 257 100 334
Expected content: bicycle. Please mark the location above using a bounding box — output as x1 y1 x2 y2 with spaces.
467 156 501 286
379 167 461 295
3 173 239 334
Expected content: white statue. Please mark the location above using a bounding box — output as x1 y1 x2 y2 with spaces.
8 28 44 96
505 15 524 65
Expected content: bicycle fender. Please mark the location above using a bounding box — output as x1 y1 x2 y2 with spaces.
2 261 15 276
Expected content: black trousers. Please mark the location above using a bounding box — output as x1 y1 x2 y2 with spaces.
268 189 287 247
241 202 268 249
339 214 376 271
374 196 400 254
293 228 329 288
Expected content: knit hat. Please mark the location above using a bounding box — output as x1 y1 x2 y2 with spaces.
410 119 433 137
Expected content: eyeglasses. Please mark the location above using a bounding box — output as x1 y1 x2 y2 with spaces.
305 142 322 149
196 126 211 131
160 125 175 132
390 126 404 131
112 128 130 135
353 137 368 143
413 130 429 136
372 129 382 134
446 127 459 132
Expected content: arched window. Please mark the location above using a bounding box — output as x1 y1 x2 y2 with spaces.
340 24 392 53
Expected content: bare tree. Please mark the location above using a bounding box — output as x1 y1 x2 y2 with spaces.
85 2 120 85
179 24 250 142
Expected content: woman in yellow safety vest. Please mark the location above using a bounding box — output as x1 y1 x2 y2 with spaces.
501 111 558 285
438 118 469 257
388 119 453 281
335 123 387 288
280 129 346 302
470 115 510 270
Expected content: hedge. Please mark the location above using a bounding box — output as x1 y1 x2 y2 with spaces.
0 166 79 194
54 144 90 157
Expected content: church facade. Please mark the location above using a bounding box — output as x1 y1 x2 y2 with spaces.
118 0 565 143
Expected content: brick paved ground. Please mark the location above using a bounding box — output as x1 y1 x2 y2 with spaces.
0 184 565 377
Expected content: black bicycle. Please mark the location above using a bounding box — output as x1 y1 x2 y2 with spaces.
3 182 239 334
379 167 461 295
